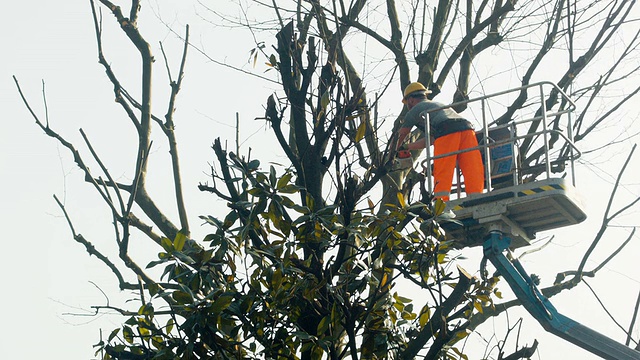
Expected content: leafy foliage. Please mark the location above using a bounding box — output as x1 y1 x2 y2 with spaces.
96 154 498 359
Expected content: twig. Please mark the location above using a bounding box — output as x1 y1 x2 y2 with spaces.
583 279 638 347
577 144 637 276
158 24 191 236
79 128 126 215
14 76 122 219
554 228 636 284
53 195 128 289
89 0 141 131
627 289 640 346
401 266 473 360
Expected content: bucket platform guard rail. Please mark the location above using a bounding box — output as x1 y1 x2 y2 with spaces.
416 82 587 248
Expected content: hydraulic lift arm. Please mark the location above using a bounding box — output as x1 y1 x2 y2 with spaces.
483 231 640 360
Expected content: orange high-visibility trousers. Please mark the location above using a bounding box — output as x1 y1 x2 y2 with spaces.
432 129 485 201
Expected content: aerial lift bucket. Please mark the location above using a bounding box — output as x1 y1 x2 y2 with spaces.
416 82 639 359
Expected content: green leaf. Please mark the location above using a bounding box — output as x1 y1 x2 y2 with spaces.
125 316 137 326
248 187 267 196
270 267 283 290
138 303 154 316
211 293 235 313
269 165 277 187
146 258 167 269
123 326 134 344
148 283 160 297
172 290 193 304
223 211 239 229
279 184 299 194
321 91 330 109
247 159 260 171
166 318 175 334
276 172 292 190
312 345 324 360
291 331 316 340
151 336 163 349
108 328 120 342
306 193 315 211
317 315 329 334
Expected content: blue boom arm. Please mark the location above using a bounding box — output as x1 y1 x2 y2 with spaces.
483 232 640 360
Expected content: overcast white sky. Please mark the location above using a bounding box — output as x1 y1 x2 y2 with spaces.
2 1 639 359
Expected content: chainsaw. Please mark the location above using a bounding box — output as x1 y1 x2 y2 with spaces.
392 150 413 170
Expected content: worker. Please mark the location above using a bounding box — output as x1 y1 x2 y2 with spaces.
395 82 485 201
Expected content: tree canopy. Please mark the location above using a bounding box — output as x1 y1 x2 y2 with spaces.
14 0 640 359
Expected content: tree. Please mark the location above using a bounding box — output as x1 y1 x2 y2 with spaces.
14 0 640 359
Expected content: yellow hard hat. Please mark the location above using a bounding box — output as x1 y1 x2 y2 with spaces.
402 82 430 103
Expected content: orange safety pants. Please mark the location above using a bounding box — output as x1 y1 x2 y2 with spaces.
432 129 485 201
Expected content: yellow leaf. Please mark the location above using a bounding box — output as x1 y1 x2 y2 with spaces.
393 302 404 312
455 329 471 340
174 231 187 252
419 308 431 328
166 318 175 334
473 301 484 314
396 192 405 207
451 346 469 360
139 325 150 337
380 272 389 288
355 120 366 142
367 198 375 212
402 312 417 320
434 198 446 215
160 237 172 252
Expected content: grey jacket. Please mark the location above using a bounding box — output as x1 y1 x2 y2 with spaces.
402 100 473 139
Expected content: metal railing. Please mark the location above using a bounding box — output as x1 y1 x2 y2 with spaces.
418 81 581 199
